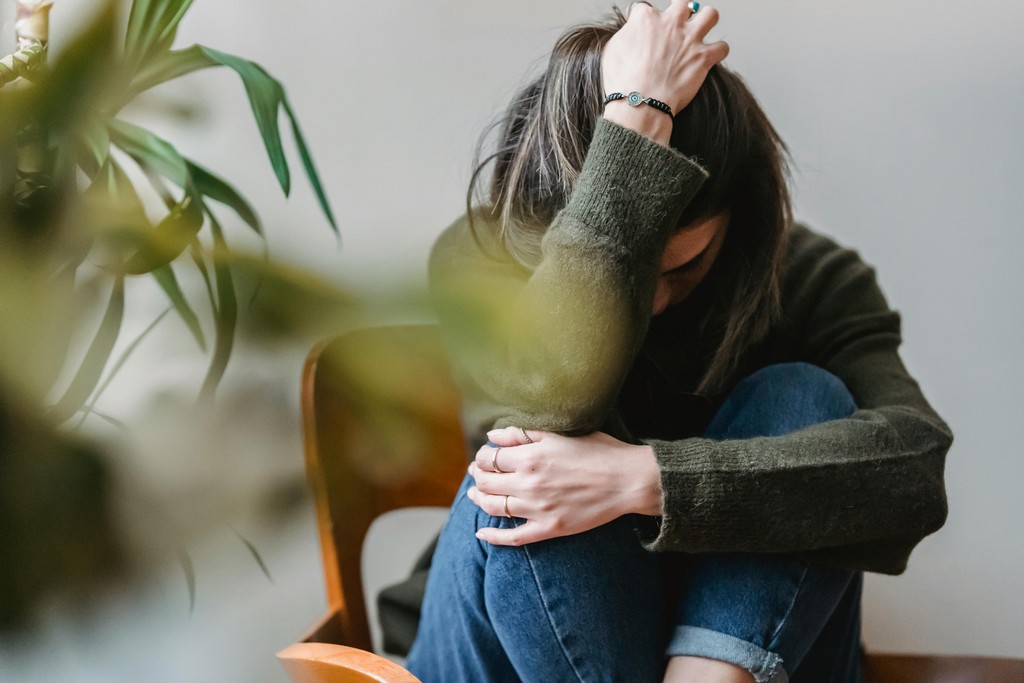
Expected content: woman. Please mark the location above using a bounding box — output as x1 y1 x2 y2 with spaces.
393 2 952 681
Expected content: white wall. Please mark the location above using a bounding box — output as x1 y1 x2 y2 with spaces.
4 0 1021 677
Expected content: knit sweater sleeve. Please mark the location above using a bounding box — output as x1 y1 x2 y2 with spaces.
429 117 708 439
640 229 952 575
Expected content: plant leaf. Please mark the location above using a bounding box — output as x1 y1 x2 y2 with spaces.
283 100 339 236
199 211 237 401
189 239 217 314
108 120 205 273
108 118 189 185
127 44 216 97
74 307 172 430
187 160 262 236
177 547 196 616
49 277 125 424
125 0 196 65
77 123 111 179
196 47 337 234
152 265 206 350
229 526 273 584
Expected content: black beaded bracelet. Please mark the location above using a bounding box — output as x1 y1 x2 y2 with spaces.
603 91 674 118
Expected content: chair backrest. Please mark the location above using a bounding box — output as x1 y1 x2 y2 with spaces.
300 325 467 652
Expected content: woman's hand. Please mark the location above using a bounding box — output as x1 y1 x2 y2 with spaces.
466 427 663 546
601 1 728 140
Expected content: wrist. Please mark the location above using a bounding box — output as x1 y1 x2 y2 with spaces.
601 104 672 147
628 444 664 516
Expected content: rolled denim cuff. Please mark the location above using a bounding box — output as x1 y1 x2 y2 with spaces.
666 625 788 683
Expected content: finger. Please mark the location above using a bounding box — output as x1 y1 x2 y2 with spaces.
666 0 693 21
485 426 538 447
474 443 518 473
476 521 553 547
704 39 729 65
686 5 719 40
626 0 656 19
466 487 529 519
468 463 515 496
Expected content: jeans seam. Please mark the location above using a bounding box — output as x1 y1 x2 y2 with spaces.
766 561 810 650
520 542 588 683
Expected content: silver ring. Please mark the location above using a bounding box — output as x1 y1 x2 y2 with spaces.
492 446 506 474
628 1 653 15
503 494 512 518
687 1 700 13
519 427 534 444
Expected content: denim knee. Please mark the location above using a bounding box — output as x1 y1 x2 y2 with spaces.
668 552 861 683
705 362 857 440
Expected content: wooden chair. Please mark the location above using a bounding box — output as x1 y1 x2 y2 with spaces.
278 325 1024 683
277 325 465 683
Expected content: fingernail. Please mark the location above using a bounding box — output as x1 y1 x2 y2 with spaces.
486 429 501 438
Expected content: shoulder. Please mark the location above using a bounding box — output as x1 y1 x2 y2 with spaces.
779 223 903 362
783 222 892 316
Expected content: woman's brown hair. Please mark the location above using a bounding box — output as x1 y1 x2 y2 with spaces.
465 7 791 395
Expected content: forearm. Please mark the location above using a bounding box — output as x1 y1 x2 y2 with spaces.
641 407 950 569
431 119 708 437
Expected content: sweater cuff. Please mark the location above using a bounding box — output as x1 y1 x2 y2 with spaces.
638 436 712 552
560 117 709 255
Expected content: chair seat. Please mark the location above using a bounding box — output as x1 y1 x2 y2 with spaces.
278 642 420 683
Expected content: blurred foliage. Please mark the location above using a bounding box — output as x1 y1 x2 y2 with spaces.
0 0 348 630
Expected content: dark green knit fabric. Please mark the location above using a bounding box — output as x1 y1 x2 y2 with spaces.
377 116 951 655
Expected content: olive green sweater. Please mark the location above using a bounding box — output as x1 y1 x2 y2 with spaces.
378 117 951 654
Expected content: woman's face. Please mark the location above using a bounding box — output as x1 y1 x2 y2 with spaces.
652 209 730 315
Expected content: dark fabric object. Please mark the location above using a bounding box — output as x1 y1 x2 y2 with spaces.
377 535 436 656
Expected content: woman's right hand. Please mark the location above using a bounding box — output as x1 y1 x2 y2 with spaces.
601 1 728 134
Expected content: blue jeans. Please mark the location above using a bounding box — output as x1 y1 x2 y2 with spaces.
406 363 864 683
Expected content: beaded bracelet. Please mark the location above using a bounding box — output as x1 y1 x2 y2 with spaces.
602 91 674 118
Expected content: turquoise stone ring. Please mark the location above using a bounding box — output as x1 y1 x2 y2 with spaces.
687 1 700 13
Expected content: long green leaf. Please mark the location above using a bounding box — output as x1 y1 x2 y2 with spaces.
187 160 262 236
74 307 172 430
125 0 195 65
127 44 215 97
152 265 206 350
177 547 196 616
199 212 237 401
123 43 336 234
77 123 111 179
229 526 273 584
198 47 337 234
50 277 126 424
109 118 189 185
108 120 204 273
283 100 339 236
189 239 217 314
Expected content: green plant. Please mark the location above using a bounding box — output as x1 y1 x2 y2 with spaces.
0 0 341 628
1 0 336 422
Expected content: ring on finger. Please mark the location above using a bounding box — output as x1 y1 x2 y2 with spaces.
492 446 506 474
503 494 512 518
687 1 700 13
518 427 534 444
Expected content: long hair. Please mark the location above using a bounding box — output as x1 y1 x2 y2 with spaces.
465 7 791 395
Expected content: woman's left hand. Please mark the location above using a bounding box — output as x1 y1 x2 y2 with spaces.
466 427 663 546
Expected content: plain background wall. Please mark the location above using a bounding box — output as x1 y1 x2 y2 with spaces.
2 0 1022 679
